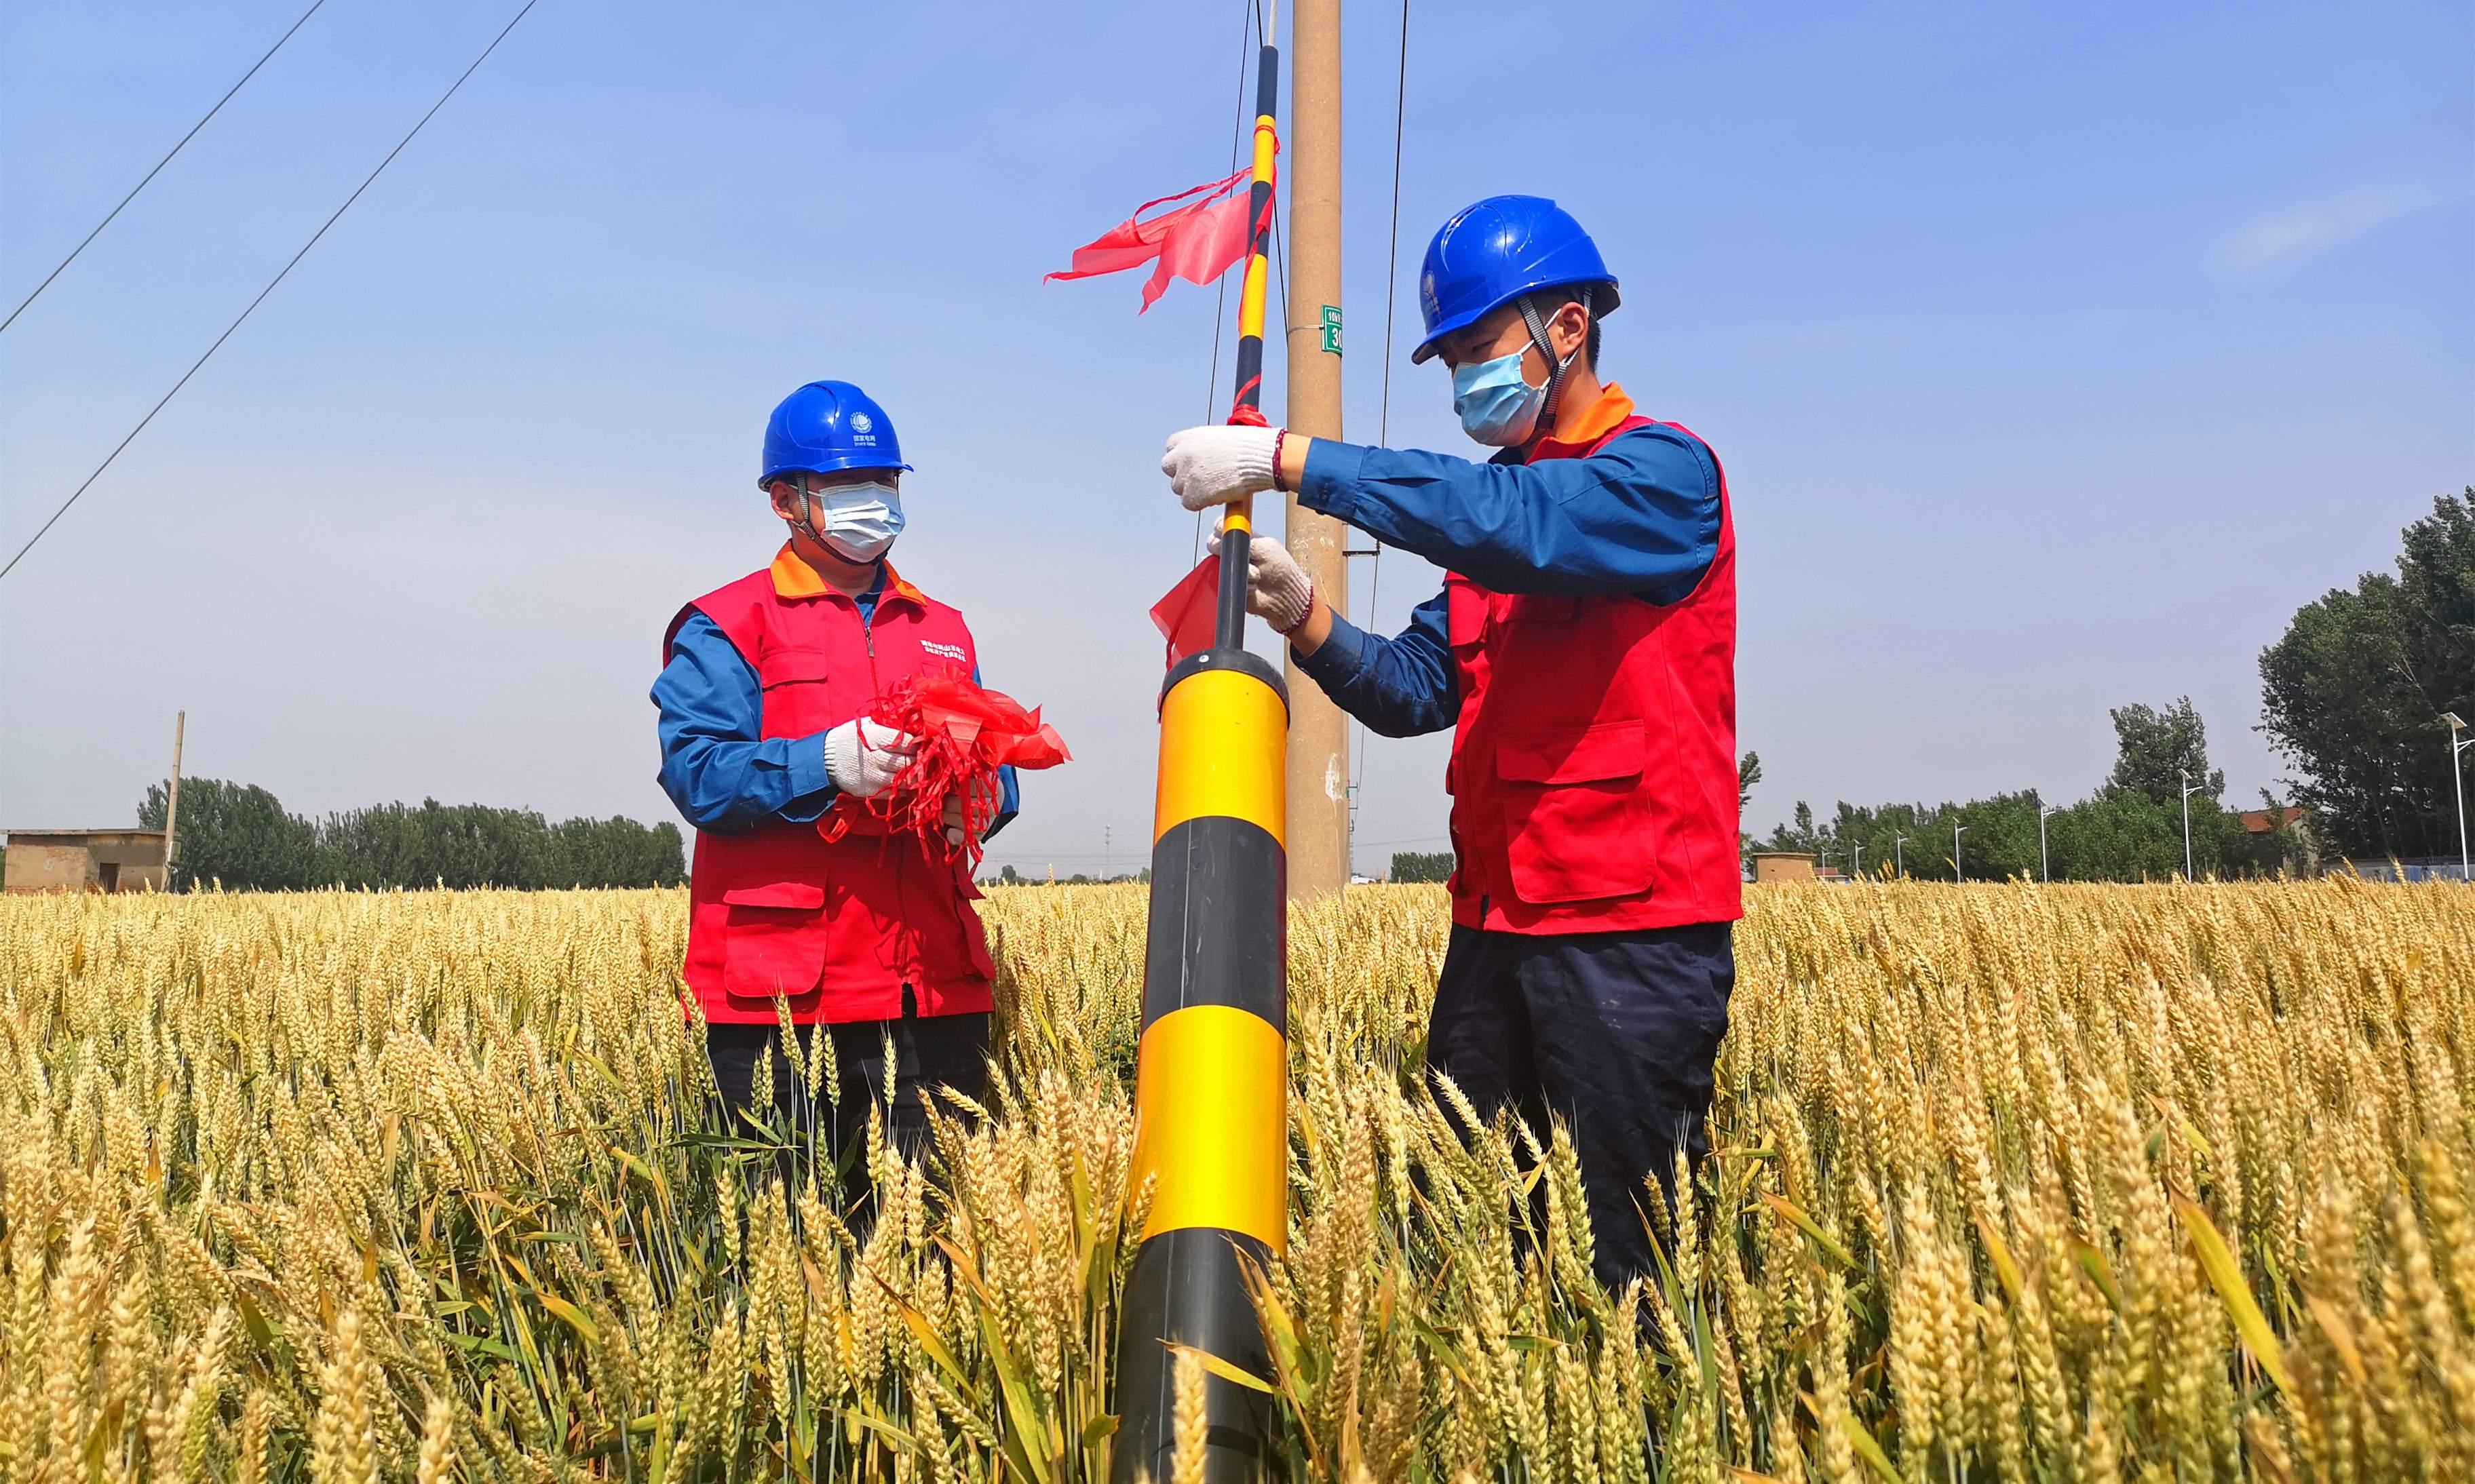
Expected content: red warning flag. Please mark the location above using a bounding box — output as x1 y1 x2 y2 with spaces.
1149 553 1223 667
1045 156 1275 312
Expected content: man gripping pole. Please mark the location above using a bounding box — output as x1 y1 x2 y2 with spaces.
1158 195 1740 1291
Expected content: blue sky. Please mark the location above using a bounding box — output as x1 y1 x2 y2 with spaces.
4 0 2469 878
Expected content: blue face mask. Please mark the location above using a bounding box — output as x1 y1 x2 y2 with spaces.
805 480 905 563
1451 351 1546 447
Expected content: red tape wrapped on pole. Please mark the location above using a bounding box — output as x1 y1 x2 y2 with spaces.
822 669 1071 873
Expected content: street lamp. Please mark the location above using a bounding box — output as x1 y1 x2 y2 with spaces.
1852 840 1865 879
2180 770 2205 880
2447 712 2472 882
1953 822 1968 884
2036 796 2060 884
1894 833 1908 878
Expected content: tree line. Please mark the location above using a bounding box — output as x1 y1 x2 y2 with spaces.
139 778 685 891
1750 697 2301 882
1746 488 2473 881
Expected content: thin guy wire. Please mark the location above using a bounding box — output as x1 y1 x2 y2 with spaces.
1376 0 1411 450
1356 0 1412 823
1195 0 1260 566
1 0 543 584
1 0 332 335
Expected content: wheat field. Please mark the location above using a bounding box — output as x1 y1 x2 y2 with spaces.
0 880 2468 1482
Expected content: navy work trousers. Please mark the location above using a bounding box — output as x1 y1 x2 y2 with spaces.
704 990 990 1219
1426 920 1734 1289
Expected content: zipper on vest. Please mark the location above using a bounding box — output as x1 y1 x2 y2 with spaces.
862 606 908 979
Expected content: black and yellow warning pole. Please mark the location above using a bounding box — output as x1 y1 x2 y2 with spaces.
1113 26 1289 1484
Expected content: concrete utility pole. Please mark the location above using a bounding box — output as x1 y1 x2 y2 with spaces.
2446 713 2471 882
2180 770 2204 880
1953 822 1968 884
163 710 185 891
1283 0 1349 901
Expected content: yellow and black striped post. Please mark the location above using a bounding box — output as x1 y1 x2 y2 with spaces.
1113 36 1288 1484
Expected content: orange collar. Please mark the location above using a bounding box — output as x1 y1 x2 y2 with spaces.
767 543 927 607
1533 382 1637 456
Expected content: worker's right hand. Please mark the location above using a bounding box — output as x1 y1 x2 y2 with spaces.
824 717 917 799
1162 425 1280 510
1244 535 1314 634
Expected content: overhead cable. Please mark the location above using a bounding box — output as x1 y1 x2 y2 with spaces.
1 0 543 584
0 0 332 336
1354 0 1413 818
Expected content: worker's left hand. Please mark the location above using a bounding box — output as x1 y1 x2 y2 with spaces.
1162 425 1280 510
1244 535 1314 634
942 794 972 848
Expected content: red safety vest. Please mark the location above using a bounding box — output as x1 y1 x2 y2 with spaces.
664 549 996 1024
1443 394 1742 934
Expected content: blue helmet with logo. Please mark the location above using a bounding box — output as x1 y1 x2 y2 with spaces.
759 380 912 487
1411 195 1620 364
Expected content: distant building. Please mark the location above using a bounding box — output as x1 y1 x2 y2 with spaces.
2231 805 2318 874
3 829 168 893
1749 851 1816 883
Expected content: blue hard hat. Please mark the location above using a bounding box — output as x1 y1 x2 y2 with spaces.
1411 195 1620 364
759 380 912 487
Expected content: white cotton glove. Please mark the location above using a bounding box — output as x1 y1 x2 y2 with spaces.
824 717 916 799
1162 425 1280 511
1245 535 1314 635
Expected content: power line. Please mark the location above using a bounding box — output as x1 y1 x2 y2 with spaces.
0 0 544 585
1375 0 1411 451
1355 0 1413 820
0 0 332 336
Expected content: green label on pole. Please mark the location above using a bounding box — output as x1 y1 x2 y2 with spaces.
1319 305 1343 355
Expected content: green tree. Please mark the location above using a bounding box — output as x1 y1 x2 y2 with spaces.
140 778 321 891
140 779 684 891
1390 851 1454 884
2105 696 2223 806
2044 790 2185 881
2261 490 2475 860
543 815 686 887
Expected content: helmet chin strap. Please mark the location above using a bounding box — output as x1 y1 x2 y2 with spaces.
1516 284 1593 446
780 481 828 546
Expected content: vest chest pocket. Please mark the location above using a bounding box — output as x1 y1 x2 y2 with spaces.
755 646 839 737
1494 720 1654 903
718 880 831 1005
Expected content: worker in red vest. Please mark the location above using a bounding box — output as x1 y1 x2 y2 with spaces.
1159 196 1737 1287
653 379 1017 1205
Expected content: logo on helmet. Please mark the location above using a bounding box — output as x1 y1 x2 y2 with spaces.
849 412 874 434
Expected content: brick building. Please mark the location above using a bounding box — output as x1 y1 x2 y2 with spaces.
2 829 169 893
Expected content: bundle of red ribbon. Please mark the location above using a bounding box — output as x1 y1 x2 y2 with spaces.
824 669 1070 872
